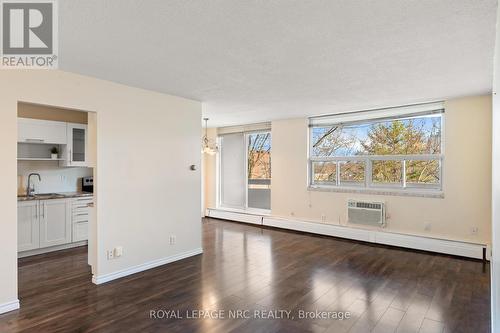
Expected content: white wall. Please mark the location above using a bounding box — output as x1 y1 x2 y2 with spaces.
0 71 202 310
205 95 492 246
269 96 492 245
202 128 218 213
491 4 500 331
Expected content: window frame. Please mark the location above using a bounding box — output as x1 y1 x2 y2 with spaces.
308 109 445 196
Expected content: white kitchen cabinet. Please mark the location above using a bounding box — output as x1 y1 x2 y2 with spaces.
18 118 67 145
18 196 91 255
72 221 89 242
61 123 88 167
39 199 72 248
71 197 92 242
18 118 89 165
18 201 40 252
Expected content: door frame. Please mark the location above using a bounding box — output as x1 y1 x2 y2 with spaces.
16 101 98 281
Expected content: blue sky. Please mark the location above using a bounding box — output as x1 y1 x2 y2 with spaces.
312 115 442 157
248 132 271 151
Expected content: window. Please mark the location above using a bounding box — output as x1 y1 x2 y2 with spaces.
309 103 443 193
219 129 271 211
219 133 246 208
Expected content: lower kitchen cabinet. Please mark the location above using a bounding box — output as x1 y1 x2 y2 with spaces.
39 199 72 248
72 197 92 242
18 196 92 254
72 221 89 242
18 201 40 252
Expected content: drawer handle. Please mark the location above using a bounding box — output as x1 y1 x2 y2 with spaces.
75 213 88 216
74 205 88 209
87 203 94 208
76 220 88 223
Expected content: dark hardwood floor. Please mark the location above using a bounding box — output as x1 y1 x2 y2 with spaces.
0 218 491 332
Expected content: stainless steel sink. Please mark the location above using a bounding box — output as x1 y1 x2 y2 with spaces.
34 193 66 199
17 195 34 201
17 193 66 201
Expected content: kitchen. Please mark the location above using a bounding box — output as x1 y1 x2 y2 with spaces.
17 102 94 258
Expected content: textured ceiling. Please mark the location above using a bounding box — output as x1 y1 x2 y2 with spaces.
59 0 498 126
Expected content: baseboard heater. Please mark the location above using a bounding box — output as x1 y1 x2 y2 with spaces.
206 208 263 225
206 208 487 260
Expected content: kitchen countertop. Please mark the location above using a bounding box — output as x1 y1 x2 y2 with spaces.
18 191 93 202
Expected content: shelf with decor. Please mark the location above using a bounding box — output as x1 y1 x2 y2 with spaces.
17 143 64 161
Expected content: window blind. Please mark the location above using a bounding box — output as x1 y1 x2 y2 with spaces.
309 102 444 127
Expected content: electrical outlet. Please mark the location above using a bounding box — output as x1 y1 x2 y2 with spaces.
424 223 432 231
107 250 114 260
290 212 295 217
169 235 176 245
114 246 123 257
471 227 479 235
321 214 326 222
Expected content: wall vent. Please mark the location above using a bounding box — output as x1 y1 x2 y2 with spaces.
348 200 385 227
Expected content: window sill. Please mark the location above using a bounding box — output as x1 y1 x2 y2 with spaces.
308 185 444 199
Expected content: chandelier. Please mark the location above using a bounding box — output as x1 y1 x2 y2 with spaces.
202 118 219 155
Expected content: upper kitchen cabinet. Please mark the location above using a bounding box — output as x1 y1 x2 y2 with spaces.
17 118 89 166
61 123 88 167
18 118 67 145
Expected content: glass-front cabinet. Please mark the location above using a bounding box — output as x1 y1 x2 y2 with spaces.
61 123 88 167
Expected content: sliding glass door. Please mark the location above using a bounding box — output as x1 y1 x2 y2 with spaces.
219 131 271 211
247 132 271 210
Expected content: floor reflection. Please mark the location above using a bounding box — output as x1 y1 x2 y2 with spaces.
197 218 490 333
2 217 490 333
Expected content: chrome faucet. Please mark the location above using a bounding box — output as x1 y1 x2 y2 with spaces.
27 173 41 197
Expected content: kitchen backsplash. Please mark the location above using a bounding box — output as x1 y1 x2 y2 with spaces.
18 161 92 195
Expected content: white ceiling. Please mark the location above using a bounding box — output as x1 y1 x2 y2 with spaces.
59 0 498 127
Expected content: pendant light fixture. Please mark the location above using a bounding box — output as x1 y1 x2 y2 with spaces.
202 118 219 155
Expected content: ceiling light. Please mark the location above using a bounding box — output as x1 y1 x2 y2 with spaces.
202 118 218 155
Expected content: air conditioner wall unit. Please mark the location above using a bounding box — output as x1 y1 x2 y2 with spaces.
347 200 385 227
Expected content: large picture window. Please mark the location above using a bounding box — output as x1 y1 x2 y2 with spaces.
309 104 444 193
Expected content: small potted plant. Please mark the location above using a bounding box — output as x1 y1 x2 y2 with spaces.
50 146 59 160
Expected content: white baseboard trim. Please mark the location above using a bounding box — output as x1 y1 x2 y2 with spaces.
264 217 486 259
374 230 484 259
264 217 373 242
18 241 88 258
0 299 20 314
92 248 203 285
207 209 486 260
206 208 264 225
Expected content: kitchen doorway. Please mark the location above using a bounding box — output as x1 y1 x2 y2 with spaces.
16 102 97 281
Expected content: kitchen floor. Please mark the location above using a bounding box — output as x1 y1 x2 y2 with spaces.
0 218 491 332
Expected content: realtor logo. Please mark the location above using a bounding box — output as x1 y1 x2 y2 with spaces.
1 0 58 68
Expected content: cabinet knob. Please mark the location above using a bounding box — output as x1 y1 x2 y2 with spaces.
190 165 197 171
